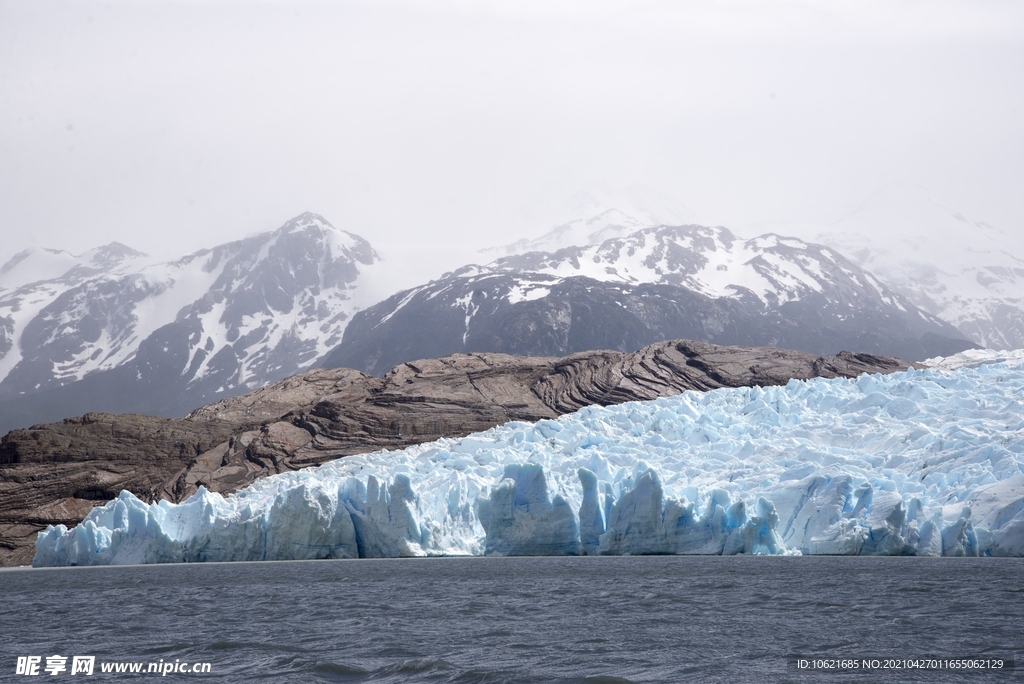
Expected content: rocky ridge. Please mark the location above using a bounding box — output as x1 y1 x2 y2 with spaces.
0 339 917 566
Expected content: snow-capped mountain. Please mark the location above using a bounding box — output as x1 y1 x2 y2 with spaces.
496 225 905 306
0 213 378 432
323 222 974 375
0 246 206 396
791 183 1024 350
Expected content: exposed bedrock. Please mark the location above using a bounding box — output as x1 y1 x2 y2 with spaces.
1 339 916 566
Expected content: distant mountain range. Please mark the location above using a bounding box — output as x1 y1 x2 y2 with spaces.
491 184 1024 352
323 223 972 375
0 198 993 434
0 213 378 433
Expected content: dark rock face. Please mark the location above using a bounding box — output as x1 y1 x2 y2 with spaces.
322 225 974 377
0 339 918 566
0 413 240 567
324 277 972 378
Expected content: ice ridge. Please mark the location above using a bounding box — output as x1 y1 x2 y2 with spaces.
34 354 1024 565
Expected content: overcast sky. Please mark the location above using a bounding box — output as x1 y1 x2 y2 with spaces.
2 0 1022 284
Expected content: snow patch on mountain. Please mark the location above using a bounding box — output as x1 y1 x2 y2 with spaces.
506 284 551 304
485 223 920 311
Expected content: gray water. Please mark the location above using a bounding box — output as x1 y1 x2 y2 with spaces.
2 556 1021 682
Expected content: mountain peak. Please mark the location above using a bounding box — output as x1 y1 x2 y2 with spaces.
85 242 149 268
274 212 379 267
280 211 333 233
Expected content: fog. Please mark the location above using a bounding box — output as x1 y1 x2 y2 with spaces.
2 0 1022 291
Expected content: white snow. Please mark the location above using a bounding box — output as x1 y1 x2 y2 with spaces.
505 284 552 304
494 189 1022 350
376 287 427 327
34 352 1024 565
185 297 231 381
451 293 481 344
484 223 861 308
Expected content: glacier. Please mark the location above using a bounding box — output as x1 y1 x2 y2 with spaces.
33 350 1024 565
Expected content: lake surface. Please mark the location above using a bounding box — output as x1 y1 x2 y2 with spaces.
3 556 1021 682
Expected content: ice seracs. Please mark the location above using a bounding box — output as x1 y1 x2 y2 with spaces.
33 349 1024 565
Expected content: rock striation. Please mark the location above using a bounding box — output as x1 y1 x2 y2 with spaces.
0 339 917 566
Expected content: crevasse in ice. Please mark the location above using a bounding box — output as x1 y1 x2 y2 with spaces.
33 350 1024 565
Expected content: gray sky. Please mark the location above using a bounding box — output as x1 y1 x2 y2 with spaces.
2 0 1022 288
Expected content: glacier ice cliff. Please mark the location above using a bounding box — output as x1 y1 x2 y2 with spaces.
34 350 1024 565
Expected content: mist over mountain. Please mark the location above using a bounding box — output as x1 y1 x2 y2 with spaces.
324 222 973 376
482 187 697 259
479 209 648 260
0 213 378 433
794 183 1024 351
